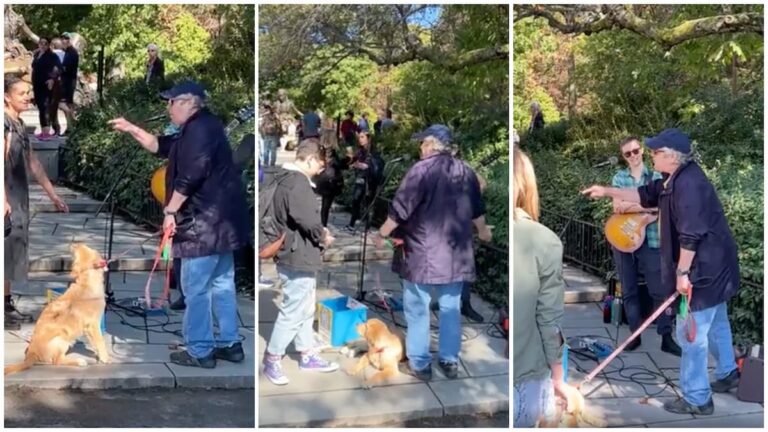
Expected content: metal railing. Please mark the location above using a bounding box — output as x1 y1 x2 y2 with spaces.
540 209 613 276
540 208 763 290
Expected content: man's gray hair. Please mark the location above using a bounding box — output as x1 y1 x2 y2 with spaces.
176 93 206 109
423 135 451 153
661 147 693 165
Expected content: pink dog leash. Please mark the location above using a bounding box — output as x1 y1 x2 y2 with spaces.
581 291 680 387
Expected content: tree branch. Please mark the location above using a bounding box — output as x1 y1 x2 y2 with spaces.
515 5 763 49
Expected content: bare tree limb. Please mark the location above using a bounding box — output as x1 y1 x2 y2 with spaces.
514 4 763 49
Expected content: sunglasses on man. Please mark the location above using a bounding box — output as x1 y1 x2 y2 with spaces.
623 148 641 158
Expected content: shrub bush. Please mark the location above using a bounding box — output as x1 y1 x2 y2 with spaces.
527 85 764 344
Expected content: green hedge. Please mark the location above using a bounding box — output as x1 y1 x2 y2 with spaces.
523 86 763 344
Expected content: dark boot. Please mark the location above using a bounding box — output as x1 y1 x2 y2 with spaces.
663 397 714 415
169 293 186 311
5 297 32 330
661 333 682 357
711 368 740 393
461 300 484 323
214 342 245 363
625 335 642 351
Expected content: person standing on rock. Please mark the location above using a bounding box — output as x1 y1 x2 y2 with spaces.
59 32 79 135
108 80 250 368
4 74 69 331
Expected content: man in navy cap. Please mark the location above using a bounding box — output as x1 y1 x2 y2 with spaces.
376 124 493 380
583 128 741 415
108 80 250 369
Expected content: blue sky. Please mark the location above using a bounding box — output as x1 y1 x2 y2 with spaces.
407 5 442 28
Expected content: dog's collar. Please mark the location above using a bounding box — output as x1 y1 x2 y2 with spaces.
371 347 385 354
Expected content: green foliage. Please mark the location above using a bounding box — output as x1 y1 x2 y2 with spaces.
517 5 764 342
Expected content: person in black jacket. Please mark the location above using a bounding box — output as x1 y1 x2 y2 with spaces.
263 138 339 386
315 146 349 227
583 128 740 416
60 32 79 134
145 43 165 85
30 36 61 139
108 80 250 369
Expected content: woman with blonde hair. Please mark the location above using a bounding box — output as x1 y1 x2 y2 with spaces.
512 146 568 426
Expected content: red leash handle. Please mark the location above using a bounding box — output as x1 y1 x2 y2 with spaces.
143 227 173 309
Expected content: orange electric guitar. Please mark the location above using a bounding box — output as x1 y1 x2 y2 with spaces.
604 212 658 253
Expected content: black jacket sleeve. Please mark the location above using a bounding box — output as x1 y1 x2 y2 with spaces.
638 178 664 208
287 183 326 245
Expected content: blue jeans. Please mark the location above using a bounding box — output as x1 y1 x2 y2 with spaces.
261 135 278 166
614 243 672 335
266 266 317 356
403 280 462 371
181 253 240 358
677 301 738 406
513 376 556 427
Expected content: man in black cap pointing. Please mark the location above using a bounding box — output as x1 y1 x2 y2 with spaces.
582 128 741 416
108 80 250 369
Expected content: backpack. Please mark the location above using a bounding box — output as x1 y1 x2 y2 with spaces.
258 170 287 259
259 112 280 136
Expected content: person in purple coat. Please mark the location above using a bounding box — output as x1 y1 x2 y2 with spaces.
376 124 492 380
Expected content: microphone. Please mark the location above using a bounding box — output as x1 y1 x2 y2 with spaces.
592 156 618 168
143 113 166 123
387 155 411 164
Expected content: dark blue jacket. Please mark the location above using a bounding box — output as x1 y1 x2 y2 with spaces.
157 108 250 258
389 153 485 284
62 47 79 81
31 50 61 89
638 162 740 311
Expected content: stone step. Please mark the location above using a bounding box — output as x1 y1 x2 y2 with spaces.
563 264 607 303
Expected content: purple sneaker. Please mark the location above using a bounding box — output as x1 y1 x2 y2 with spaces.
299 351 339 372
263 355 289 385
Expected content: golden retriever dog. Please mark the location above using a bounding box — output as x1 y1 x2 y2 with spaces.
5 244 110 375
345 318 404 388
538 382 606 428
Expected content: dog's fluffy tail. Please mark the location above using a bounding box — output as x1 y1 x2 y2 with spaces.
4 358 34 375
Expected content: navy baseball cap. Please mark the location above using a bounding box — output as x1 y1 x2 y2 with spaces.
411 124 453 144
645 128 691 154
160 80 207 101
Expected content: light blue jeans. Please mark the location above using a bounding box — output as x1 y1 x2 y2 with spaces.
677 301 738 406
261 135 279 167
266 267 317 356
513 376 556 427
181 253 240 358
403 280 462 371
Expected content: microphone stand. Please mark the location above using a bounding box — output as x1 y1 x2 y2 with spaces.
94 115 164 304
356 159 403 302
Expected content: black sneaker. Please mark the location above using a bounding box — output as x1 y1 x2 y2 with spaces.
438 361 459 379
663 397 714 415
169 295 186 311
625 335 642 351
711 368 740 393
461 301 484 323
399 362 432 381
4 314 21 331
214 342 245 363
5 299 33 323
169 350 216 369
661 334 682 357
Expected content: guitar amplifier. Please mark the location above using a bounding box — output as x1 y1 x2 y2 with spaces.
737 345 763 403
